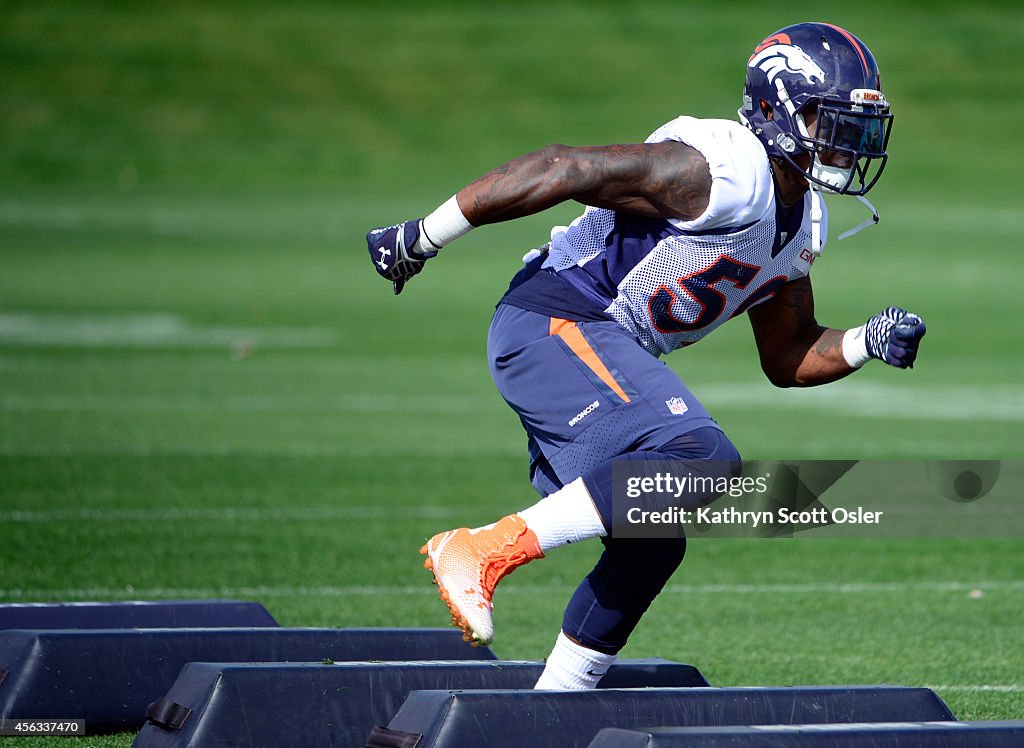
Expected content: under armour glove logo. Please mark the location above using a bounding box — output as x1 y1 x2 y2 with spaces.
865 306 927 368
366 219 436 295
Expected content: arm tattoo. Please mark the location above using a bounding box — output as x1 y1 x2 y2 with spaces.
587 141 712 219
462 146 567 224
459 142 712 224
779 276 817 329
659 144 714 217
813 328 845 359
749 277 854 386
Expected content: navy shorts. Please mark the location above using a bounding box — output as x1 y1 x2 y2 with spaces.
487 303 719 496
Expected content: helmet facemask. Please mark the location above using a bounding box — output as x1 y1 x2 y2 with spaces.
792 91 893 195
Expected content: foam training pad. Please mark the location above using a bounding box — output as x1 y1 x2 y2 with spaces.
0 627 493 730
0 600 279 630
131 658 708 748
377 686 956 748
587 721 1024 747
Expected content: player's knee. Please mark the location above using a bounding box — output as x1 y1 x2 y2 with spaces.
641 536 688 575
600 535 687 582
579 428 741 527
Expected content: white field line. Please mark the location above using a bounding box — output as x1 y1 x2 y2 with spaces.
0 442 524 458
0 440 1011 459
696 383 1024 422
1 383 1021 421
2 502 1020 525
3 197 1022 241
0 393 500 414
0 312 340 348
0 198 352 243
924 685 1024 693
1 580 1022 601
0 351 481 373
659 580 1024 594
0 506 461 522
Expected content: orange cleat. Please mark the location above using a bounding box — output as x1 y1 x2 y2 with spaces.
420 514 544 646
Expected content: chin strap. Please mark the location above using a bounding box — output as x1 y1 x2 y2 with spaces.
837 195 880 242
810 192 880 256
809 188 823 255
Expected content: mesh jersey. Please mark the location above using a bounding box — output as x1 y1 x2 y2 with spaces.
541 116 828 356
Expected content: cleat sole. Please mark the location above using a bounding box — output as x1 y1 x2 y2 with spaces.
420 543 490 647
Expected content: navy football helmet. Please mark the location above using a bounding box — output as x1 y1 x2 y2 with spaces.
739 22 893 196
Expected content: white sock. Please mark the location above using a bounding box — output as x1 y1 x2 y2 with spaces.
515 477 606 552
534 631 617 690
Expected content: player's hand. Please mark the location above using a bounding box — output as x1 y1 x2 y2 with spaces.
366 219 438 295
864 306 927 368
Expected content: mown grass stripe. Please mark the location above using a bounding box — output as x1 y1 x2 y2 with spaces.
2 503 1020 523
0 441 1009 459
0 506 461 522
926 685 1024 693
1 384 1022 420
2 580 1021 600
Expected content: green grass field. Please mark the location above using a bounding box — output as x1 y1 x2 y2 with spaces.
2 1 1022 744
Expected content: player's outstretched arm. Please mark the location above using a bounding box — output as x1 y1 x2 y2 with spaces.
366 142 711 293
748 277 926 388
457 142 711 224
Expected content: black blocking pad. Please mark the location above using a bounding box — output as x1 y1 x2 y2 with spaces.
0 600 279 630
130 658 708 748
381 687 956 748
0 627 494 730
587 722 1024 747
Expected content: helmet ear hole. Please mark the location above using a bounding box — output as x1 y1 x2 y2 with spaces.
760 99 773 119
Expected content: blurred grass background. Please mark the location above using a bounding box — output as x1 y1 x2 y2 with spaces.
1 1 1022 744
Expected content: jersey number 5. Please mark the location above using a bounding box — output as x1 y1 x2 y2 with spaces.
648 255 787 334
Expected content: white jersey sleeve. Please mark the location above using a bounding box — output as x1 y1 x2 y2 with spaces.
645 117 775 233
539 116 825 356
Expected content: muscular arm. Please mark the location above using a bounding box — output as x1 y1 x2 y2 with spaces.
747 276 856 388
455 142 712 225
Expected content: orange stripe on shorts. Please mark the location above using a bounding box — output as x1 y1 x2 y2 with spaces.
549 317 631 404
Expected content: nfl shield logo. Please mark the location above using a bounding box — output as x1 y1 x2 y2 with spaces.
665 397 688 415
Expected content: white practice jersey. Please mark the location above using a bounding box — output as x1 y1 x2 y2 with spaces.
540 116 827 356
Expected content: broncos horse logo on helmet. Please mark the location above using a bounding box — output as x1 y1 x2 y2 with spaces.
739 22 893 196
748 44 827 87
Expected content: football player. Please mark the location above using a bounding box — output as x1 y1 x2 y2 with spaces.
366 22 926 689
